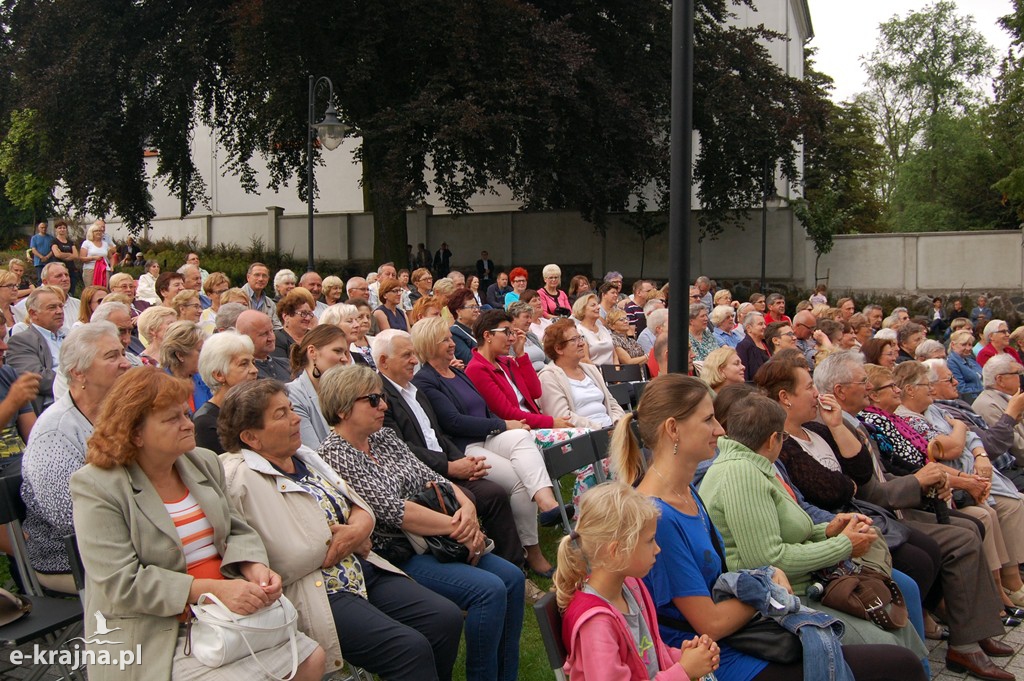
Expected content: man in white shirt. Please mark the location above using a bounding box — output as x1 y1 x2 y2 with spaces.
7 288 65 413
12 262 80 336
299 271 329 317
366 262 397 308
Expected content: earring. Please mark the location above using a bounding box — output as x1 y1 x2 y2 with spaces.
672 440 678 456
312 362 322 379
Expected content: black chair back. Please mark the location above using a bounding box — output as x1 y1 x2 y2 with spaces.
601 363 644 384
533 592 568 678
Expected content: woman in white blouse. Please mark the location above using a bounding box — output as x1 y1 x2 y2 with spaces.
538 319 624 429
572 293 615 366
79 223 110 287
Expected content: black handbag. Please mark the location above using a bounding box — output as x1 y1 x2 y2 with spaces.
658 494 802 665
406 481 472 563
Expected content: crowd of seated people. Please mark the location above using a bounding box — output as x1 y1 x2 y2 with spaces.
5 240 1024 680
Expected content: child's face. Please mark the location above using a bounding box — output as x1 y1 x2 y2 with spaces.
626 519 661 578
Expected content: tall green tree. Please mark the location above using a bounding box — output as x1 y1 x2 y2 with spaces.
991 0 1024 222
0 0 828 262
857 1 996 202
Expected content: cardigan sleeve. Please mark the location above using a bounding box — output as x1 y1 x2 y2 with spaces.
777 440 856 513
709 460 852 580
537 368 601 429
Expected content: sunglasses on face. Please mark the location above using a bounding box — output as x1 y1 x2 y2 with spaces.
356 393 387 408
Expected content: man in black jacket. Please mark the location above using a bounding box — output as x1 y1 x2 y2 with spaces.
375 329 524 570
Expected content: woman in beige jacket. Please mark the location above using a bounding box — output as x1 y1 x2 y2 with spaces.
217 379 463 681
538 319 625 429
70 367 325 681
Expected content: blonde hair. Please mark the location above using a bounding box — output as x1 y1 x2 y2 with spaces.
410 316 449 363
553 483 660 611
610 374 712 486
949 329 975 347
220 287 251 307
700 346 739 390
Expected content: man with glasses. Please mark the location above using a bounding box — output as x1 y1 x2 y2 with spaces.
927 357 1024 492
792 309 826 369
344 276 370 303
974 354 1024 467
815 351 1014 674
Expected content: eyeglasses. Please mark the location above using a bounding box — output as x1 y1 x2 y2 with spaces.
780 331 796 338
562 335 585 345
0 284 17 290
356 393 387 408
462 305 480 311
872 383 897 392
931 376 956 385
297 311 316 320
350 286 368 292
998 372 1023 378
796 322 816 331
992 329 1010 335
513 279 527 284
489 327 511 335
181 302 201 310
212 288 229 296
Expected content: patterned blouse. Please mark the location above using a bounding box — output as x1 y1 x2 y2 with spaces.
611 332 646 359
858 407 928 476
318 427 447 550
688 328 720 362
283 457 367 599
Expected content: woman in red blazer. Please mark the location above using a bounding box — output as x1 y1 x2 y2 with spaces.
466 309 573 430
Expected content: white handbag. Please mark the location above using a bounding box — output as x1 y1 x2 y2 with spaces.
186 592 299 681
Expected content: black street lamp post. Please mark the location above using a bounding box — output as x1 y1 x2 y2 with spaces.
306 76 347 273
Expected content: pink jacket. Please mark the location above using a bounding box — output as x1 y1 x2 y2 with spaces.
465 349 554 429
561 577 687 681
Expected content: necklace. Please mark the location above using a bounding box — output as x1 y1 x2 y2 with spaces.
649 465 696 512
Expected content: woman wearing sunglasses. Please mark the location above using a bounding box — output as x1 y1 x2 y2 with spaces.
316 364 524 681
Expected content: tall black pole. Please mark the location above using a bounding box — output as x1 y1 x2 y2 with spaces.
306 75 316 273
760 158 768 293
667 0 694 374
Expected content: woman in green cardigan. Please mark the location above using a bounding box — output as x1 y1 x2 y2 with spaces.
700 393 928 656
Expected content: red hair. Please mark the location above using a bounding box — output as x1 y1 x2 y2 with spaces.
509 267 528 283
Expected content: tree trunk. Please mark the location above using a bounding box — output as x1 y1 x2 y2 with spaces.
361 139 409 265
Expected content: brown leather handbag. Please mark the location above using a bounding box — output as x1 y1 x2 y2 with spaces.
820 567 908 631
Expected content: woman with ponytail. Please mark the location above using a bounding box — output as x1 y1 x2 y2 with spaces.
287 325 352 449
611 374 929 681
555 482 720 681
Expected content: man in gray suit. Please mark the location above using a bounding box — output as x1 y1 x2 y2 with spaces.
7 288 65 414
815 351 1013 679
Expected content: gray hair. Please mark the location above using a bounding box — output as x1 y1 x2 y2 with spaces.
319 303 358 327
90 301 131 323
646 308 668 333
982 352 1021 388
215 302 248 332
921 358 947 382
765 293 785 306
218 380 287 453
862 304 882 316
507 300 532 318
914 339 946 360
813 351 864 394
59 321 120 380
695 276 710 286
199 331 254 390
318 364 382 427
371 328 412 367
709 304 735 327
643 299 664 314
983 319 1007 344
273 269 297 289
874 328 897 341
742 311 764 328
26 286 60 312
688 303 706 322
725 395 787 453
39 261 68 281
159 321 204 372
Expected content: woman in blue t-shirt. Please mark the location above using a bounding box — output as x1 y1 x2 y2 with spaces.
609 374 928 681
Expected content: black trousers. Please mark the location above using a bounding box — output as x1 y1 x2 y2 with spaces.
754 643 927 681
890 525 942 609
457 479 525 569
329 561 464 681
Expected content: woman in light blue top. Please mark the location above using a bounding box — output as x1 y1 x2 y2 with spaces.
947 330 984 402
287 325 351 449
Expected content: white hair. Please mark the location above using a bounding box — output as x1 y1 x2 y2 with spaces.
921 358 947 382
371 328 412 367
90 301 131 323
874 328 897 341
59 321 120 379
319 303 358 327
914 339 946 360
273 269 297 289
709 304 735 327
983 319 1006 344
982 352 1021 388
646 308 668 333
198 331 255 390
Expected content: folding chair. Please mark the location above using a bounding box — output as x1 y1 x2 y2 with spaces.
607 382 632 412
633 379 647 405
588 427 615 484
533 591 568 680
600 363 644 384
0 461 84 681
542 433 600 532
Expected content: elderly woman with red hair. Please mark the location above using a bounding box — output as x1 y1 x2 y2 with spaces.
503 267 529 309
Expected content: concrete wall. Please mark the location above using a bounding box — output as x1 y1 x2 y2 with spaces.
807 230 1024 294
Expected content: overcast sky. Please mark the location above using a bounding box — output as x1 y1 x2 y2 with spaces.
804 0 1016 102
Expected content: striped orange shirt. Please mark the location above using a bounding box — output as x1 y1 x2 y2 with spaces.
164 490 223 582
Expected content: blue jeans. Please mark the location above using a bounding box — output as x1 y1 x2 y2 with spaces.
890 568 929 677
402 552 525 681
